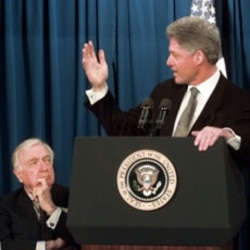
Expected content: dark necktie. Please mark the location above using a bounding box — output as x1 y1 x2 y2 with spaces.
174 87 199 137
39 207 48 224
39 207 52 240
32 201 52 240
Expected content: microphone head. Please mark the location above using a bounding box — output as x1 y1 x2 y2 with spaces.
159 98 172 110
140 97 154 109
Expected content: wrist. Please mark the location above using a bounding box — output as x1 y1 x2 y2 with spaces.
92 82 107 92
222 127 235 140
46 204 57 216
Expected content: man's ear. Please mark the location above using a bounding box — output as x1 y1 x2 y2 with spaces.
13 168 23 183
194 50 205 65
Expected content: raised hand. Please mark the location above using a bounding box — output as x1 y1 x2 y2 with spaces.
82 41 108 91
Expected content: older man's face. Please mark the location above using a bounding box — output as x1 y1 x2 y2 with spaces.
14 143 55 194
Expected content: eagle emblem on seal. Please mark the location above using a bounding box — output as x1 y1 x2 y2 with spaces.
133 165 162 197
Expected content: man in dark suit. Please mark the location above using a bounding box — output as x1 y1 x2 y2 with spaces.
81 16 250 168
0 138 79 250
81 16 250 250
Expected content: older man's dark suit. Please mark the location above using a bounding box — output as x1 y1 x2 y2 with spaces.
85 74 250 166
0 184 79 250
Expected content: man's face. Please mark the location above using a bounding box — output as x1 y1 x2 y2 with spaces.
166 38 199 85
14 143 55 193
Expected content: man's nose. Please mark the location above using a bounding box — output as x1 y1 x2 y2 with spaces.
166 55 172 67
38 161 48 170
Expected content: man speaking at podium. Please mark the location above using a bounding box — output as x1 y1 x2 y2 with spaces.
81 16 250 250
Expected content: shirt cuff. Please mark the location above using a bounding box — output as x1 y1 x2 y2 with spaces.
36 241 46 250
46 207 62 229
223 127 241 150
85 83 108 105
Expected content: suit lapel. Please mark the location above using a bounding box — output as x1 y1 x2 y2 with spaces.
15 188 54 240
14 188 38 221
11 188 41 239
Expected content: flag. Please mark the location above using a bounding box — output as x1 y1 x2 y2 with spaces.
190 0 227 78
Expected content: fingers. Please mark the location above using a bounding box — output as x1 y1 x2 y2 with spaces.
54 238 66 249
32 178 50 201
81 41 108 87
82 42 91 65
37 177 48 187
82 41 99 75
82 41 95 60
192 126 223 151
98 49 106 65
46 238 66 250
84 41 94 58
89 41 96 58
82 41 106 64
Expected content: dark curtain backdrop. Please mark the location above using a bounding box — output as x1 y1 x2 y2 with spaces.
0 0 250 249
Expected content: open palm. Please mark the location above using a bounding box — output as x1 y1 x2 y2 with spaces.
82 41 108 89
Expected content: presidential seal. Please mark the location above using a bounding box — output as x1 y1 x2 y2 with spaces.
117 149 177 211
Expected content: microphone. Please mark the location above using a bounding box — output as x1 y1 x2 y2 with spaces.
154 98 172 134
138 97 154 129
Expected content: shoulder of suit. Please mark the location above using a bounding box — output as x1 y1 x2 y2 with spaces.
0 187 24 204
52 183 69 192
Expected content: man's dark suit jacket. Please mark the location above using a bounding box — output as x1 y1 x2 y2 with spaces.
0 183 79 250
85 74 250 166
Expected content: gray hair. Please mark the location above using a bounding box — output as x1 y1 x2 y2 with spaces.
12 138 54 169
166 16 221 64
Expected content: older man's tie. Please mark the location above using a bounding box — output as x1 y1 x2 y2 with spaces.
38 206 52 240
174 87 199 137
